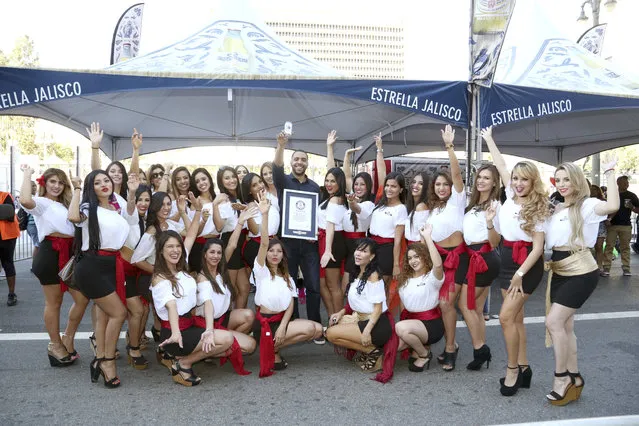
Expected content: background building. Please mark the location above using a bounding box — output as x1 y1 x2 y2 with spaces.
267 21 405 79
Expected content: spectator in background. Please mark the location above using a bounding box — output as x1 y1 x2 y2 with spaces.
591 185 607 272
602 176 637 277
0 190 20 306
25 181 40 257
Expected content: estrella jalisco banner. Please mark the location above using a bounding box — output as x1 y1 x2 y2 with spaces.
110 3 145 65
470 0 516 88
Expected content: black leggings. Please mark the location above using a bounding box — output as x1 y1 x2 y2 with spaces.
0 238 17 277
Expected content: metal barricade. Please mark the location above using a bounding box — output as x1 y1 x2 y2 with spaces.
13 230 34 262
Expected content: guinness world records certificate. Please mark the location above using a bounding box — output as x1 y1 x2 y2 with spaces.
281 189 318 240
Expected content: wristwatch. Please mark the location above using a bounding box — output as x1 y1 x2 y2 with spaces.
516 270 524 278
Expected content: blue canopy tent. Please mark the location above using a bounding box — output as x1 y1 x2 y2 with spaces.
478 0 639 166
0 6 469 163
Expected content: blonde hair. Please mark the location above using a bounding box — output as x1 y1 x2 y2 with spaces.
37 168 72 208
555 162 591 250
511 161 550 235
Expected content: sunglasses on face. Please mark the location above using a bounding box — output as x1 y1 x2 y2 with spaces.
151 172 165 179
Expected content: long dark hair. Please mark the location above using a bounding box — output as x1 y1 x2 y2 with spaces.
135 184 152 237
373 171 406 211
427 171 453 210
349 172 374 230
217 166 240 201
191 168 217 201
241 172 263 204
405 172 430 229
153 230 188 294
266 238 292 290
171 166 194 198
75 170 113 254
146 192 170 236
466 165 500 213
200 238 236 301
260 162 274 191
320 167 347 210
346 238 381 296
106 161 128 199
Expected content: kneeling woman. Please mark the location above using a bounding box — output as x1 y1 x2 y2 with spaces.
152 231 235 386
396 225 445 372
252 194 323 377
326 238 398 383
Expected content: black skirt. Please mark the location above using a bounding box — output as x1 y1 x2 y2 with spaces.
159 326 204 357
456 244 501 287
74 252 117 300
422 317 445 345
188 240 205 273
32 238 68 285
358 313 392 348
322 230 347 269
496 245 544 294
222 231 247 270
252 313 288 345
243 238 260 270
375 242 395 277
550 251 599 309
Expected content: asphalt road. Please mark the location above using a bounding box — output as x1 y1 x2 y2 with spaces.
1 256 638 425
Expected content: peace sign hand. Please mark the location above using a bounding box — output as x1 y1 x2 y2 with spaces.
485 200 499 222
374 132 383 150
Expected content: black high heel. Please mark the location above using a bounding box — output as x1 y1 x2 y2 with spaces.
274 355 288 371
500 365 522 396
568 372 585 399
90 357 102 383
361 348 383 373
126 345 149 370
546 371 577 406
171 361 201 387
47 343 75 367
88 334 97 357
467 344 491 370
156 348 174 372
98 357 121 388
520 364 533 388
151 326 161 343
437 343 459 364
440 349 458 371
408 351 432 372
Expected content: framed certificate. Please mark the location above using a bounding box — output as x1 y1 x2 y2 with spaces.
281 189 319 240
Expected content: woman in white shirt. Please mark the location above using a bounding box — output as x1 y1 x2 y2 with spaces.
152 230 235 386
240 173 277 275
456 164 503 375
260 162 279 201
252 194 322 377
483 126 550 396
326 238 397 382
396 225 444 372
189 168 218 272
68 169 139 388
216 166 251 309
319 167 348 316
369 172 408 284
427 125 466 372
404 172 430 245
20 167 89 367
544 161 619 405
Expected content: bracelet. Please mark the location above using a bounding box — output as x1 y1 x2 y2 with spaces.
604 168 615 174
73 187 81 190
377 149 383 153
487 225 494 230
446 145 454 149
195 209 202 212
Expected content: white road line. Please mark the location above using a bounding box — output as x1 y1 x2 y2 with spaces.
1 311 639 341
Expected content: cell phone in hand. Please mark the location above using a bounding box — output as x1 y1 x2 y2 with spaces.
284 121 293 136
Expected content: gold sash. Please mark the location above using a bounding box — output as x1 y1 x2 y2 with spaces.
543 250 598 347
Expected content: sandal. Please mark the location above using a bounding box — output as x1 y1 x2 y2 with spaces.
274 354 288 371
437 343 459 365
47 343 75 368
156 348 174 372
126 345 149 370
89 333 97 357
151 326 161 343
408 351 432 372
352 352 368 365
361 348 383 373
60 333 79 361
440 349 458 372
98 357 121 388
569 372 585 399
546 371 577 406
171 361 202 387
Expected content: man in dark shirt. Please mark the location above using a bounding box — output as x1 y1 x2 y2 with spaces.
272 132 324 343
602 176 639 276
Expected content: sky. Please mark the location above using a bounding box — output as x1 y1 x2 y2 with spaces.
2 0 639 168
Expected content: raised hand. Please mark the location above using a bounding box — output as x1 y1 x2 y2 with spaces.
188 191 202 212
213 193 229 206
345 146 363 157
277 131 289 147
485 200 499 222
480 126 493 141
374 133 383 151
346 192 360 204
603 158 617 172
441 124 455 147
127 172 140 193
419 224 433 240
256 191 270 215
239 205 258 224
177 194 187 213
23 166 35 177
86 122 103 148
69 169 82 189
131 128 143 150
327 130 338 146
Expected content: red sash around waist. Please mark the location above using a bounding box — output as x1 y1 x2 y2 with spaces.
96 250 126 305
160 314 194 331
45 236 73 293
370 234 394 245
399 307 442 359
435 242 466 301
255 308 285 378
344 231 366 240
192 312 251 375
195 237 208 244
343 304 398 384
503 239 532 265
464 243 493 310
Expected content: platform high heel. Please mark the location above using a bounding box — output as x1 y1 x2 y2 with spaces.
568 372 585 399
98 357 121 389
500 366 522 396
546 371 577 406
467 344 491 370
408 351 432 372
